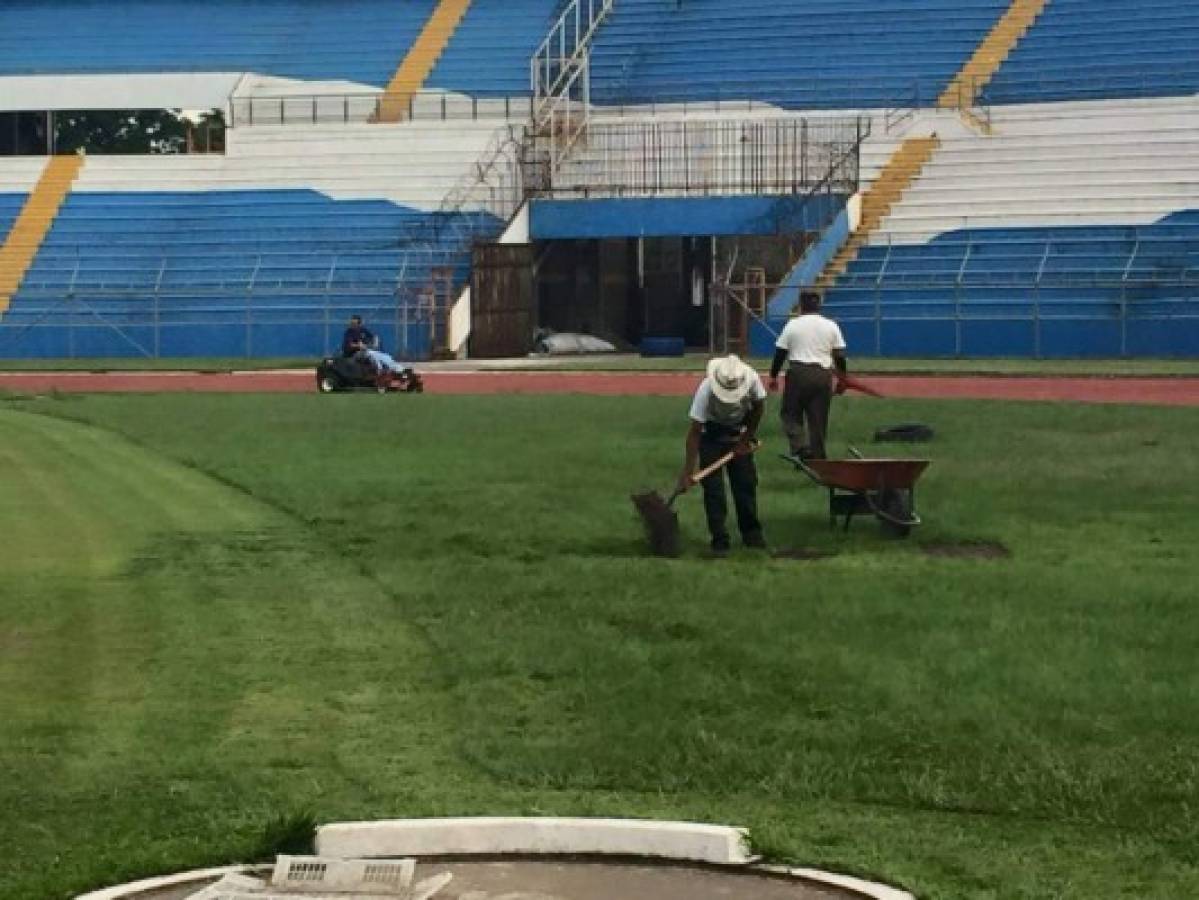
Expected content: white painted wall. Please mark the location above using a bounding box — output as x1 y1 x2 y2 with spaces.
0 73 243 112
0 157 46 192
0 120 515 211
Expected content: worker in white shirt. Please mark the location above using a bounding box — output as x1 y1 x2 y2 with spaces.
768 290 848 460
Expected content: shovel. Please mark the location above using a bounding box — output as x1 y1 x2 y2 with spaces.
632 442 758 558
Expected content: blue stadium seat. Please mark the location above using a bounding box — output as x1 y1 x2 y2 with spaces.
427 0 560 96
986 0 1199 103
0 194 25 239
3 190 497 359
589 0 1008 110
0 0 436 86
817 210 1199 356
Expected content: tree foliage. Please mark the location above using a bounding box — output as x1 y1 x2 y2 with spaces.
54 108 219 154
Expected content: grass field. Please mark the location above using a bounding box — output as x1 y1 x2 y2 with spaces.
2 391 1197 899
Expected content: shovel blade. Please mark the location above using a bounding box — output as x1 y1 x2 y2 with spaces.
631 490 682 558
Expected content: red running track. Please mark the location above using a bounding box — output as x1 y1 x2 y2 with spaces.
2 370 1199 406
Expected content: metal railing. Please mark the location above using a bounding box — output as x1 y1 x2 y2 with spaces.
0 288 437 361
531 0 616 171
817 275 1199 359
531 0 614 119
228 91 534 127
938 75 993 132
808 226 1199 358
534 116 867 199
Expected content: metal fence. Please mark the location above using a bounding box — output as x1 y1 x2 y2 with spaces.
0 289 437 361
533 116 867 199
228 91 535 127
799 276 1199 358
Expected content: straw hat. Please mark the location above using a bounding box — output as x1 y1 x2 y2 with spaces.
707 354 755 403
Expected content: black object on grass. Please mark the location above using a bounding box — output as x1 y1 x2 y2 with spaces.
873 422 934 443
632 447 750 558
631 490 682 558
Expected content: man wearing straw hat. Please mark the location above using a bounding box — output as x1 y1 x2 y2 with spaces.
676 354 767 556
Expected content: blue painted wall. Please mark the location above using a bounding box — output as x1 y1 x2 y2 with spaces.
530 194 847 239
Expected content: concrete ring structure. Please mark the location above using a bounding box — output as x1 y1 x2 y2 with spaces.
75 817 914 900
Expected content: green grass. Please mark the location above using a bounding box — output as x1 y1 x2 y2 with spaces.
2 392 1198 899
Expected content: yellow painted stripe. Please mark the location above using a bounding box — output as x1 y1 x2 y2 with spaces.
0 154 84 314
939 0 1050 109
377 0 474 123
816 136 940 288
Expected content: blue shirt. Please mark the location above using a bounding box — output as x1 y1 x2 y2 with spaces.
341 326 374 355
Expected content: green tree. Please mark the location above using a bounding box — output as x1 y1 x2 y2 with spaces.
53 108 191 154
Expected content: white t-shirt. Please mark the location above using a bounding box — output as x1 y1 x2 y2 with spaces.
775 314 847 370
688 374 767 428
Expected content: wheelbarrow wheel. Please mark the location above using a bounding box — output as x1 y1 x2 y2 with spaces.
876 488 915 538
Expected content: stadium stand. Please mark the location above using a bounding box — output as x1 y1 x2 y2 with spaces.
378 0 474 121
6 190 481 358
937 0 1047 111
0 121 505 357
3 0 1199 359
588 0 1010 109
0 155 82 312
985 0 1199 104
0 0 434 86
817 99 1199 356
428 0 560 96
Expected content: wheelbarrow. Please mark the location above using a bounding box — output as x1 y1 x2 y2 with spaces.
782 452 930 537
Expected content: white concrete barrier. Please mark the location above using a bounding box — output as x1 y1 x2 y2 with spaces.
316 817 754 865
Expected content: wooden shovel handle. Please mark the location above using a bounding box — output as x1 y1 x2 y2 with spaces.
689 439 760 484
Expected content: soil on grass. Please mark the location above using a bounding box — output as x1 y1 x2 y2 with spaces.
921 540 1011 559
772 547 836 561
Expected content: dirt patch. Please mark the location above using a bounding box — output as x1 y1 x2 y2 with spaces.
772 547 836 561
921 540 1011 560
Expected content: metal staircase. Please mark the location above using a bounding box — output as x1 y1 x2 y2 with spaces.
530 0 615 168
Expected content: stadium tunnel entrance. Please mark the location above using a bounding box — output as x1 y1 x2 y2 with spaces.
467 193 848 357
531 233 812 355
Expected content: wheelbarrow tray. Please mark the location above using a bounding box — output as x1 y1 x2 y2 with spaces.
802 459 930 492
790 457 931 536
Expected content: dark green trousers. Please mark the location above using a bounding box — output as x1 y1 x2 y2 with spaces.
699 429 762 551
781 362 833 459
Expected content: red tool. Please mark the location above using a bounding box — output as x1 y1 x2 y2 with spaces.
836 373 883 397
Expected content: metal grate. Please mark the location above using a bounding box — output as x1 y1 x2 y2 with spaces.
363 862 413 886
267 855 418 895
284 860 329 883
